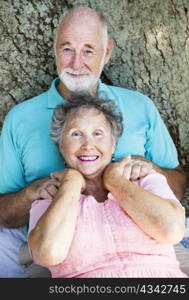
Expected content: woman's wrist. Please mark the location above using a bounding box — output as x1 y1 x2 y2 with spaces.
103 169 120 190
58 179 82 195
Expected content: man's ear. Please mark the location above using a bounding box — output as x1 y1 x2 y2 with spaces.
104 39 114 64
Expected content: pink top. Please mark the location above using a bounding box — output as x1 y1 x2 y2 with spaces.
29 171 187 278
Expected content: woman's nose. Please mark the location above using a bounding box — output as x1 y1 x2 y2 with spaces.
81 137 94 150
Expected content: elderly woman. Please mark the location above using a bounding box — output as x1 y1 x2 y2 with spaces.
28 94 187 278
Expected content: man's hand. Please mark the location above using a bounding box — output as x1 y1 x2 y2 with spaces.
0 176 61 228
25 177 60 202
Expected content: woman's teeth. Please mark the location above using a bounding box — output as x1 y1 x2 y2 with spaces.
78 156 98 161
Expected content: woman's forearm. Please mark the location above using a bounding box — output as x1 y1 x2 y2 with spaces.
28 180 81 267
105 175 185 244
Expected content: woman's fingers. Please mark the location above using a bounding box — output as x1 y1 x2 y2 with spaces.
123 164 132 179
120 157 152 180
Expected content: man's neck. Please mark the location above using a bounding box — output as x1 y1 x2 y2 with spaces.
57 81 98 101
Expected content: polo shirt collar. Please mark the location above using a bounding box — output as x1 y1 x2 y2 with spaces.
47 77 109 108
97 80 114 100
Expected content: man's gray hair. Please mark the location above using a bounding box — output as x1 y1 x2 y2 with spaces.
51 93 123 148
53 6 109 54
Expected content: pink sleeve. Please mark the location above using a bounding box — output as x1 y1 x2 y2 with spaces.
28 199 52 234
136 170 179 201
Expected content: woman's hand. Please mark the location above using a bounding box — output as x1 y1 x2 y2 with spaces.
103 156 130 189
126 155 153 180
50 168 86 192
103 155 152 188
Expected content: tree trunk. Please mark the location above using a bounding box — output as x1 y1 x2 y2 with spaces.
0 0 189 212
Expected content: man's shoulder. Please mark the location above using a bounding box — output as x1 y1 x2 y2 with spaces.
7 78 60 119
14 90 47 110
6 90 48 120
101 82 154 106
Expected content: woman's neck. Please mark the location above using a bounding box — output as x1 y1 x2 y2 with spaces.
83 176 108 202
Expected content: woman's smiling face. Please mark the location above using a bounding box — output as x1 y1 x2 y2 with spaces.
60 108 115 179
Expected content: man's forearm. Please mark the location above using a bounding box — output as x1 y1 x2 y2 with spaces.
0 176 60 228
153 165 187 201
0 188 30 228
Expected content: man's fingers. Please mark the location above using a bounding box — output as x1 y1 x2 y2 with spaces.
47 177 60 186
50 171 67 183
40 184 58 200
39 178 60 200
40 189 53 200
46 185 58 197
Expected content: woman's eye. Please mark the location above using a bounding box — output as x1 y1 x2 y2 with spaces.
71 131 81 137
94 131 103 136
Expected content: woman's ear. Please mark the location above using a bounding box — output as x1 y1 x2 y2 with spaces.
111 138 116 155
59 143 64 156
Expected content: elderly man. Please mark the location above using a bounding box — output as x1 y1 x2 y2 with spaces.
0 6 186 277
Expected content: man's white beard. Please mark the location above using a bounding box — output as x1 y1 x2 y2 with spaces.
59 68 99 93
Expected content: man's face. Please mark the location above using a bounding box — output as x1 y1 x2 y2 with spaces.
54 17 112 94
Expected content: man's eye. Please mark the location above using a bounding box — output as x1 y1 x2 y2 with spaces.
63 48 72 52
84 50 93 56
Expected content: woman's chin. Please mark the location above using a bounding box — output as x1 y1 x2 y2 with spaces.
80 169 102 180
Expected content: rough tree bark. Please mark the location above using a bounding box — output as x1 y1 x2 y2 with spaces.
0 0 189 212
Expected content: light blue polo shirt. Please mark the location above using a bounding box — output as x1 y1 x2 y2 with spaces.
0 77 178 194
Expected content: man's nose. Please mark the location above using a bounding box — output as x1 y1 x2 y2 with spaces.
71 52 83 70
